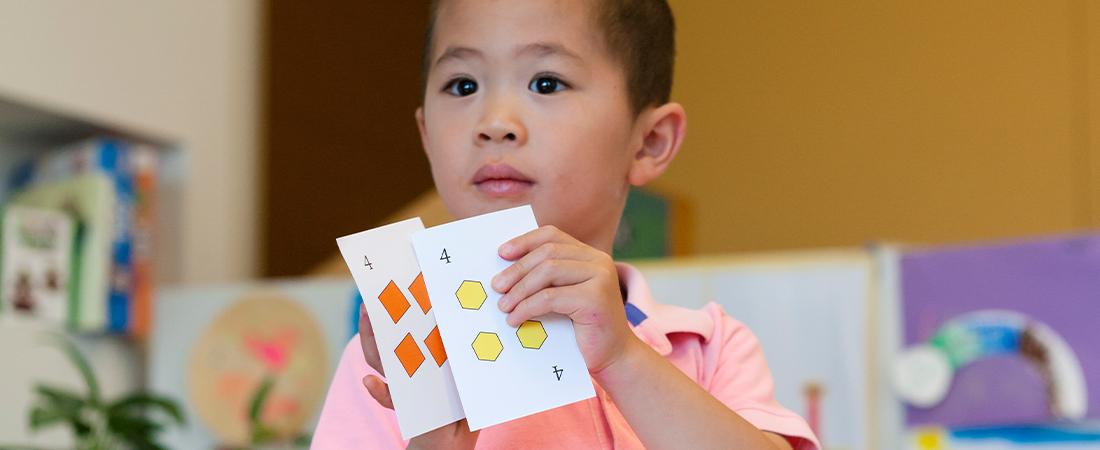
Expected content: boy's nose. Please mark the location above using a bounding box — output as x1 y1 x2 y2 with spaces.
476 120 527 145
479 129 516 143
474 106 528 145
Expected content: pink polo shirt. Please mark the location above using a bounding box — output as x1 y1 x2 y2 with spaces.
313 263 820 449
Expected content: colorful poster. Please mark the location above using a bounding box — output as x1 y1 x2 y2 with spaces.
149 279 356 449
188 294 328 444
898 235 1100 427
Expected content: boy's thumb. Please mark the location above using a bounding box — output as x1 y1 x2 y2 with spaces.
363 374 395 410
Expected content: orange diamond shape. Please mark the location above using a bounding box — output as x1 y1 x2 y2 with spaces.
409 272 432 314
424 326 447 367
394 333 425 377
378 280 410 324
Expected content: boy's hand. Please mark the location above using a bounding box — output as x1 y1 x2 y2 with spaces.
491 231 794 450
492 226 637 374
357 304 480 449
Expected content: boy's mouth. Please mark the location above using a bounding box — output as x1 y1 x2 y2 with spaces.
472 163 534 197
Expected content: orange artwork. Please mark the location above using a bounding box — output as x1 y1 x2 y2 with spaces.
243 328 299 373
409 272 432 314
378 280 411 323
424 326 448 367
394 333 426 377
188 293 328 446
215 373 251 403
264 396 301 419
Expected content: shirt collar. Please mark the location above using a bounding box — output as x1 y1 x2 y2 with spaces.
616 262 715 356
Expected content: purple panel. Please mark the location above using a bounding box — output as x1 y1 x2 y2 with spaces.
909 356 1048 426
901 234 1100 427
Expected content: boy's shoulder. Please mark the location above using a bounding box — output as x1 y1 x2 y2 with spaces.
618 262 821 450
617 262 753 355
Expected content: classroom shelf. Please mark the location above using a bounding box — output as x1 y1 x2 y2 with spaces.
0 89 183 448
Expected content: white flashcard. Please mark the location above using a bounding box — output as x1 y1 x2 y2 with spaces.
411 205 596 431
336 218 465 440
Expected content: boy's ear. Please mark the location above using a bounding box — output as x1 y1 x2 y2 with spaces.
627 102 686 186
416 107 429 154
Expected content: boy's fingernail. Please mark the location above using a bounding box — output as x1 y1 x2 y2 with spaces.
499 243 513 256
497 295 508 309
491 274 504 290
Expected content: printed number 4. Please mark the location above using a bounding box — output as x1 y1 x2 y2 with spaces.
552 365 563 381
364 256 373 270
440 249 452 264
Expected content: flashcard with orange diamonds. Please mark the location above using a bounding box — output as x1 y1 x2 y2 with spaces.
336 218 464 439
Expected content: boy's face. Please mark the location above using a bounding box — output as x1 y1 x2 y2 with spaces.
418 0 642 252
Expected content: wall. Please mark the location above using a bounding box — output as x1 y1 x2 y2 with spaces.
0 0 263 285
10 1 1091 280
263 0 434 277
659 0 1100 254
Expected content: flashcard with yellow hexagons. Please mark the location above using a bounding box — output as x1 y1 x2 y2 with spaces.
336 218 466 440
412 205 596 431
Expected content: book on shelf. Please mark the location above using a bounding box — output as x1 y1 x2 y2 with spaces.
0 206 78 325
5 174 115 332
130 145 158 337
8 138 160 335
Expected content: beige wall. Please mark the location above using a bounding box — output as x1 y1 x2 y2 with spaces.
6 1 1097 281
659 0 1100 254
0 0 262 284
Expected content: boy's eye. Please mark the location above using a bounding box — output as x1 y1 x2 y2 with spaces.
529 76 567 95
445 78 478 96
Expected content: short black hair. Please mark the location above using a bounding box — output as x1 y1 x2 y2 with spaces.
421 0 676 116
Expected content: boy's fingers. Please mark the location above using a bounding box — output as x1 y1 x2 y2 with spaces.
358 304 385 376
498 225 581 261
505 285 581 327
491 242 596 293
498 259 593 311
362 375 394 410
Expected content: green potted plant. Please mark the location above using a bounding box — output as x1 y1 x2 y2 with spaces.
1 335 185 450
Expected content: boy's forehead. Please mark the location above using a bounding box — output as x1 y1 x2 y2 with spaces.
431 0 605 65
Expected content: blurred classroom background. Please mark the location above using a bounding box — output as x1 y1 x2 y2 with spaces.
0 1 1098 449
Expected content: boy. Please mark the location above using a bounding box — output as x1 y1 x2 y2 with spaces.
314 0 820 448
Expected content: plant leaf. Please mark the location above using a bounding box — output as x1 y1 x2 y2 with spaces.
28 406 67 430
293 432 313 447
41 334 100 405
33 385 86 411
109 407 181 450
108 412 163 447
248 376 275 424
251 424 276 445
29 387 92 437
108 393 186 426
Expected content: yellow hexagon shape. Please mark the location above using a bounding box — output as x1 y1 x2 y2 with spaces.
472 332 503 361
456 280 487 310
517 320 547 349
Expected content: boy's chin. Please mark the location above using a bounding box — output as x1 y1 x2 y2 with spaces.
452 197 535 220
